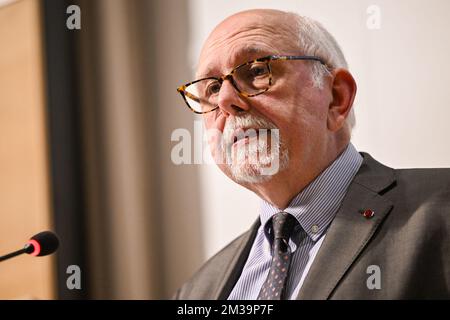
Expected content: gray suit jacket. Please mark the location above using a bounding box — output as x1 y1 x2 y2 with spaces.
174 153 450 299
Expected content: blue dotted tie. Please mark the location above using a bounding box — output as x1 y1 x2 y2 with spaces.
257 212 298 300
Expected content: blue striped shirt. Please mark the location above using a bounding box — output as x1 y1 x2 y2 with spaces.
228 143 363 299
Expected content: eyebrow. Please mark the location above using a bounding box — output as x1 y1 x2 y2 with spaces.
196 45 271 79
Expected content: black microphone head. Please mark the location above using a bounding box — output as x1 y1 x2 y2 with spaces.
26 231 60 257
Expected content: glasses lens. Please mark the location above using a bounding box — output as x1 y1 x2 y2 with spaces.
184 79 220 113
234 61 270 95
181 61 270 113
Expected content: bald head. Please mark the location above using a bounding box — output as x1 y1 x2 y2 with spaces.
202 9 298 52
198 10 301 77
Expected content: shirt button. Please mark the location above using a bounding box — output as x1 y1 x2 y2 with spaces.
311 225 319 233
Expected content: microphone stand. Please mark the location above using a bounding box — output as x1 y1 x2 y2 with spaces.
0 244 33 262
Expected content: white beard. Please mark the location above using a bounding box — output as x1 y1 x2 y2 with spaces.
221 113 289 184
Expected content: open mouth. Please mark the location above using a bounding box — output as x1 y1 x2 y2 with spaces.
232 128 259 146
227 127 275 150
233 135 250 145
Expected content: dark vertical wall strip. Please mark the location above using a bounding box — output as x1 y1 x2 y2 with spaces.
42 0 87 299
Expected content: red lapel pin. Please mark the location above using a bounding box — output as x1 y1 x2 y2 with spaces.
361 209 375 219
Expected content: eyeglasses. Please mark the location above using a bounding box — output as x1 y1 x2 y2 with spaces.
176 55 327 114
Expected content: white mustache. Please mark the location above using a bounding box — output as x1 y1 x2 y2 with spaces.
222 113 277 147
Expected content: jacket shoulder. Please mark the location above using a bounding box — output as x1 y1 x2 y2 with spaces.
394 167 450 200
386 167 450 227
396 167 450 180
173 224 257 299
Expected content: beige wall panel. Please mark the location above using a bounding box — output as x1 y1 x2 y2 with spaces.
0 0 55 299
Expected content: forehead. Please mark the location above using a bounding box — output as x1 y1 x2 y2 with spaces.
197 44 273 78
197 14 299 78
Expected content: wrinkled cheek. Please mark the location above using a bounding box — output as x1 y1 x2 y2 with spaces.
206 110 226 131
207 132 224 162
203 113 226 157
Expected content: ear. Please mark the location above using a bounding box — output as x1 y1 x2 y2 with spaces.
327 68 357 132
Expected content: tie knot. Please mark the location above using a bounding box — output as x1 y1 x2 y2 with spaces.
271 212 297 241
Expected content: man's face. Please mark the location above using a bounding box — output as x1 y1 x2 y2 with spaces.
197 11 332 186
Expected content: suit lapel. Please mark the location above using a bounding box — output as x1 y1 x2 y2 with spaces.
214 218 261 299
297 153 396 299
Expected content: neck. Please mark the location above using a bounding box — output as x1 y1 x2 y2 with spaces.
244 141 349 209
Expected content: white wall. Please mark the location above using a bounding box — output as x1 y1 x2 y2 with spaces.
185 0 450 258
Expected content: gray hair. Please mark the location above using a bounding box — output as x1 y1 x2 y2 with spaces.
288 13 356 130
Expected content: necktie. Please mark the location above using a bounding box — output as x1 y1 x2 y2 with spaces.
257 212 298 300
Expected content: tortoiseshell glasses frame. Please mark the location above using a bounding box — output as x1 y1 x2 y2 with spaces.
176 55 327 114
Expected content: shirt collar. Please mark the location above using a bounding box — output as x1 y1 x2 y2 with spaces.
260 143 363 243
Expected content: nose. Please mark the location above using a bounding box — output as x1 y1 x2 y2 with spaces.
216 78 251 117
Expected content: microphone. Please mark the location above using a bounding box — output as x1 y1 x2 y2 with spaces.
0 231 59 263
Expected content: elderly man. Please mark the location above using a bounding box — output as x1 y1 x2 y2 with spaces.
174 9 450 299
